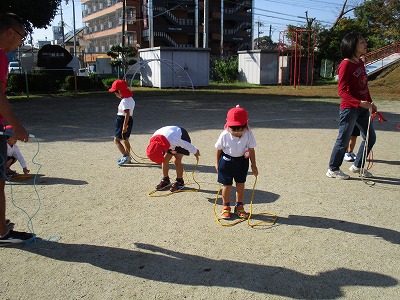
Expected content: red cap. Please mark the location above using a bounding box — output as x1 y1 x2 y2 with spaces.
4 125 13 136
109 79 133 98
225 105 248 127
146 135 171 164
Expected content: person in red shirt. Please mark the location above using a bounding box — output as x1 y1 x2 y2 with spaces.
0 13 33 244
326 32 377 180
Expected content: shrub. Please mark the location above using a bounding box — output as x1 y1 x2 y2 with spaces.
211 56 238 83
61 75 105 91
102 77 118 89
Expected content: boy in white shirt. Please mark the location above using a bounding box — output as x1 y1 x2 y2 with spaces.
109 79 135 166
215 105 258 220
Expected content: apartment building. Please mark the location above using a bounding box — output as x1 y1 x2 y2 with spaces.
81 0 253 63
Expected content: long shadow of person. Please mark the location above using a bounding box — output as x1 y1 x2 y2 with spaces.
278 215 400 244
14 240 397 299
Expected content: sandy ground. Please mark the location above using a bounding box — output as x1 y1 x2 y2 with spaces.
0 93 399 300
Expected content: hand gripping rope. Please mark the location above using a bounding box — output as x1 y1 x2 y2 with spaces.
148 156 200 197
360 111 387 186
0 131 43 243
214 175 278 227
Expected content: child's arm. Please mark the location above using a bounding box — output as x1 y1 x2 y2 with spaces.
122 109 130 133
216 149 222 172
249 148 258 177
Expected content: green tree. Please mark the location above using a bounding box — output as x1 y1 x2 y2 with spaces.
354 0 400 46
0 0 61 33
254 35 277 50
106 45 138 75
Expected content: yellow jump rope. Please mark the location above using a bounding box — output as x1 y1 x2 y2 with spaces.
214 176 278 227
121 134 277 226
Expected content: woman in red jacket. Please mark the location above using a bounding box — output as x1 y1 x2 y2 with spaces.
326 32 377 180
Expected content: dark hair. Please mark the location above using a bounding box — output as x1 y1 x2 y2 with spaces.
229 124 247 131
340 32 364 59
0 13 25 33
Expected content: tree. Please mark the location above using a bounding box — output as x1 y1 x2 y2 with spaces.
0 0 61 33
106 45 138 75
254 36 277 50
354 0 400 46
315 18 365 76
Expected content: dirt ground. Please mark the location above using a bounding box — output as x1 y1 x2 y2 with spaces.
1 92 399 300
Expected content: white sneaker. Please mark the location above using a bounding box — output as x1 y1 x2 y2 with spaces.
344 152 355 162
349 165 373 178
326 168 350 180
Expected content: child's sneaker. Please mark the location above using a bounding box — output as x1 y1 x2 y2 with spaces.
170 181 184 192
349 165 373 178
156 178 171 191
326 168 350 180
234 205 249 218
344 152 355 162
221 206 231 220
0 230 35 245
118 155 131 166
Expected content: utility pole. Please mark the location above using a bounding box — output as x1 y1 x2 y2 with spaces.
255 18 263 48
122 0 126 48
72 0 77 57
60 3 65 47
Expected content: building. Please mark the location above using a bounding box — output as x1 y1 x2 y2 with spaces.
81 0 253 63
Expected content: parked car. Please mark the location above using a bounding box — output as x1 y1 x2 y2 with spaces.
8 61 22 74
77 68 90 76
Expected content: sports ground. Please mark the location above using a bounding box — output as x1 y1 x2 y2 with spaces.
1 92 399 299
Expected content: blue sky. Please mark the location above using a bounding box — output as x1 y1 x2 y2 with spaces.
31 0 357 45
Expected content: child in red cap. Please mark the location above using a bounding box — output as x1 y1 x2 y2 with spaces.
109 79 135 166
215 105 258 219
146 126 200 192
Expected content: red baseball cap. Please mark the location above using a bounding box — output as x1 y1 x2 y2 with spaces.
109 79 133 98
225 105 248 127
4 125 13 136
146 135 171 164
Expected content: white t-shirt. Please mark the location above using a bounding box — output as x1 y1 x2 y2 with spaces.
7 143 27 168
153 126 198 154
117 97 135 116
215 129 256 157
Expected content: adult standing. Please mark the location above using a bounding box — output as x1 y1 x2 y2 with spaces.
326 32 377 180
0 13 33 244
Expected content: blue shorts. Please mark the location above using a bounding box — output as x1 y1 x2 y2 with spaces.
167 127 190 156
217 152 249 185
115 116 133 139
0 135 7 180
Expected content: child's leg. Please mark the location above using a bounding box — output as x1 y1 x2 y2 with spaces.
220 184 232 219
114 137 128 156
235 182 245 204
123 138 131 155
173 153 184 179
162 153 173 178
7 157 16 168
234 182 248 218
221 185 232 206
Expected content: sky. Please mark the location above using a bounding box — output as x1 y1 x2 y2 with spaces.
30 0 357 46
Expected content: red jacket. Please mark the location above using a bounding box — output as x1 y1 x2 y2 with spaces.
337 59 372 109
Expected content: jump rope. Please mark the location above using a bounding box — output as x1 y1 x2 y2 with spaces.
121 133 277 226
0 131 43 243
360 110 387 186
